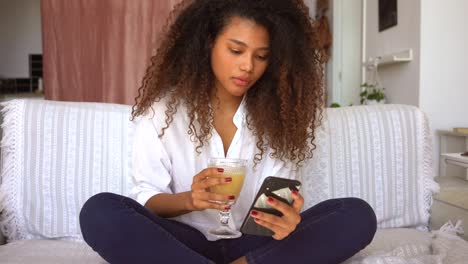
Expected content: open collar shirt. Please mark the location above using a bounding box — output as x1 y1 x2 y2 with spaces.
130 97 300 241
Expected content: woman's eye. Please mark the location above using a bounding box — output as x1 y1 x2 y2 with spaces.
256 55 269 61
229 49 242 54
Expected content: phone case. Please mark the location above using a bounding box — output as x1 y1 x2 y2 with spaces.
240 176 302 236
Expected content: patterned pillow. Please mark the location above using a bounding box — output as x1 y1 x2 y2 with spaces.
0 99 134 242
302 105 439 230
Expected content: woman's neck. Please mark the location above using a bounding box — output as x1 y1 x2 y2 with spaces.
210 89 243 115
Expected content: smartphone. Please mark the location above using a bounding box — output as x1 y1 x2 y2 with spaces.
240 176 302 236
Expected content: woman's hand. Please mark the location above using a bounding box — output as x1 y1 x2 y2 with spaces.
250 190 304 240
185 168 235 211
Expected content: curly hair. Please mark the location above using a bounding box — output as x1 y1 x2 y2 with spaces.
132 0 325 166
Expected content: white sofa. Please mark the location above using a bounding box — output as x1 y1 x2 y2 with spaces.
0 99 467 264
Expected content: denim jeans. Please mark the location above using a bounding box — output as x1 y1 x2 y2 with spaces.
80 193 376 264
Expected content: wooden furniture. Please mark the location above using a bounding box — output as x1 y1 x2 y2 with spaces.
431 177 468 241
431 130 468 241
439 130 468 180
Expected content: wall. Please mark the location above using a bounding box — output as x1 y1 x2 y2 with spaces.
305 0 317 17
420 0 468 175
0 0 42 78
365 0 468 176
365 0 420 106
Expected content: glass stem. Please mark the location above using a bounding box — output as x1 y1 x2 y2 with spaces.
219 209 230 226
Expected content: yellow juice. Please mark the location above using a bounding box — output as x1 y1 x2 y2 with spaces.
209 173 246 198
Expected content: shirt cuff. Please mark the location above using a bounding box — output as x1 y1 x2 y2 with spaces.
134 190 163 207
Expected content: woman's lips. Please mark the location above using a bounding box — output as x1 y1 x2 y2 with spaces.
233 77 250 87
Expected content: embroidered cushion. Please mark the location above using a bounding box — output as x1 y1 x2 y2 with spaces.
0 99 134 241
302 105 438 230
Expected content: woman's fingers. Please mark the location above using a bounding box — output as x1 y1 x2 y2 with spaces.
191 199 233 211
192 168 230 192
191 191 236 204
249 195 303 240
193 177 232 192
291 190 304 213
250 206 296 231
253 218 290 240
193 168 224 182
266 197 301 226
251 209 288 229
189 189 235 210
188 168 237 211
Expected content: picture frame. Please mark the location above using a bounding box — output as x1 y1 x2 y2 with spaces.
378 0 398 32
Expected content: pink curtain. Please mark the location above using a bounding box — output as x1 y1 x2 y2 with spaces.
41 0 180 104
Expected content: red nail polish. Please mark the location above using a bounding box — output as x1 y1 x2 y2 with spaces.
267 197 274 203
217 168 224 173
228 195 236 200
251 210 258 216
224 206 231 210
225 177 232 182
291 190 298 196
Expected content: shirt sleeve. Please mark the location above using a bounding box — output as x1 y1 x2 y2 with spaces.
130 115 173 206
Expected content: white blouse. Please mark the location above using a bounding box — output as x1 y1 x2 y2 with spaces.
130 97 300 241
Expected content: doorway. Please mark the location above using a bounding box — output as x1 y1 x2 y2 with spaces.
327 0 365 107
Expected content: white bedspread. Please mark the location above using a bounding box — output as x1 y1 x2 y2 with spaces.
0 240 105 264
0 225 467 264
346 222 468 264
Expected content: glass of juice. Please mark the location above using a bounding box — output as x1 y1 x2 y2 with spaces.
208 157 247 239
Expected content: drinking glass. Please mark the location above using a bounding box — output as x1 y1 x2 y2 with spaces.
208 157 247 239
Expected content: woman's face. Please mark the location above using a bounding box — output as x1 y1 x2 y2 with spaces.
211 16 270 99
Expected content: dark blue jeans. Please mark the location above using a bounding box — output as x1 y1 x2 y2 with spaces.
80 193 376 264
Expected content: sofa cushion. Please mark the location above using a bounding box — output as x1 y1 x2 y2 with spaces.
302 105 439 230
344 228 433 263
345 228 432 262
0 99 134 242
0 240 106 264
344 227 468 264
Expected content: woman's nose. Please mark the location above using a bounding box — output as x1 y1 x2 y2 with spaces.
239 55 253 73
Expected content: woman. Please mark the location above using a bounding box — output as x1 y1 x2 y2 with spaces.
80 0 377 263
